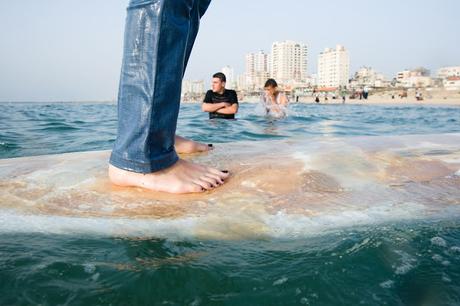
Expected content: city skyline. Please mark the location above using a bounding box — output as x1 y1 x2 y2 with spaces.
0 0 459 101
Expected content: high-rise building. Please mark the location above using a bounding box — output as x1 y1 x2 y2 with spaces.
271 41 308 84
245 50 270 90
317 45 350 88
236 74 247 91
221 65 235 89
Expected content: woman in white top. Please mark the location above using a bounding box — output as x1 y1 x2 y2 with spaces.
261 79 288 118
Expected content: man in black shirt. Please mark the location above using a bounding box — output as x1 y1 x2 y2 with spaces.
202 72 239 119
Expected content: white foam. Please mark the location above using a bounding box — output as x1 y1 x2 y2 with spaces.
442 273 452 283
0 200 437 240
393 250 417 275
263 202 429 239
272 276 288 286
2 134 460 239
0 211 199 239
291 152 314 172
432 254 444 263
431 237 447 248
379 280 394 289
83 263 96 274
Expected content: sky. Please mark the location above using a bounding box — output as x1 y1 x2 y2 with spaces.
0 0 459 102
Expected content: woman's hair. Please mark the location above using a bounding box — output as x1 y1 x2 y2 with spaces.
264 78 278 88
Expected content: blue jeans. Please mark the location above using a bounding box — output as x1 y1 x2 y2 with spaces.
110 0 211 173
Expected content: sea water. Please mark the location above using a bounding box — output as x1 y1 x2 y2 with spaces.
1 102 460 305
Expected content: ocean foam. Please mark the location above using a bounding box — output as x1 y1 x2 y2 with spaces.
430 237 448 248
1 134 460 240
0 199 443 240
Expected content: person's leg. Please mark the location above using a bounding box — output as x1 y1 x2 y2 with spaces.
175 0 213 154
109 0 228 193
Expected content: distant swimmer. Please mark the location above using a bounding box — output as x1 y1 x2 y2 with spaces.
202 72 239 119
261 79 288 118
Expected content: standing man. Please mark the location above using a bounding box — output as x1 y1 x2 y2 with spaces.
202 72 239 119
109 0 229 194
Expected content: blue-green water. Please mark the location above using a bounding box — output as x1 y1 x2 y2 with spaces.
1 102 460 305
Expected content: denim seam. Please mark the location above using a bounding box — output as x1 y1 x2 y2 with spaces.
148 0 176 173
151 0 166 119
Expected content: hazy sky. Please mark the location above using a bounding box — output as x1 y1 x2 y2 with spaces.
0 0 459 101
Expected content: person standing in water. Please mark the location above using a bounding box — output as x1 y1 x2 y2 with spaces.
202 72 239 119
109 0 229 194
261 79 288 118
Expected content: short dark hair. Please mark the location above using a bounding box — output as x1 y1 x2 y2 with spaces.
213 72 226 83
264 78 278 88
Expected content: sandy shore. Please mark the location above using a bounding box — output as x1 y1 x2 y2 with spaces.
184 90 460 106
285 93 460 106
323 96 460 106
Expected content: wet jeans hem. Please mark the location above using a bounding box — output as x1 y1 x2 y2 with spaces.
109 151 179 174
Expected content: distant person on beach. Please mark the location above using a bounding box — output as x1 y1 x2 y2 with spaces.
340 88 347 104
363 87 369 100
202 72 239 119
261 79 288 118
315 94 320 103
109 0 229 194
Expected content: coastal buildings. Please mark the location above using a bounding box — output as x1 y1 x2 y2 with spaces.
437 66 460 79
181 79 205 101
221 65 235 89
443 76 460 91
181 38 459 101
270 41 308 84
350 67 389 89
317 45 350 88
245 50 270 90
396 67 432 88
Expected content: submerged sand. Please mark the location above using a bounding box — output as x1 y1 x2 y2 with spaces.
1 134 460 239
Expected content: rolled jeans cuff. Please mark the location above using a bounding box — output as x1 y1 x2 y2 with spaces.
109 150 179 173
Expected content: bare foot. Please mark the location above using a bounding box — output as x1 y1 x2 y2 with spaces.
109 159 229 194
175 135 213 154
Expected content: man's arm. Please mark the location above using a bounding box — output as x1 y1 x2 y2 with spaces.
216 91 239 114
202 102 230 113
216 103 238 114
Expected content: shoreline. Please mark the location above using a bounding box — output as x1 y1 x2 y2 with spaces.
298 97 460 106
2 98 460 106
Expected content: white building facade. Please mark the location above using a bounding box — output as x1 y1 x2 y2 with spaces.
221 65 235 89
396 67 432 88
350 67 389 89
317 45 350 88
437 66 460 79
443 76 460 91
270 41 308 84
182 80 205 95
245 50 270 90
